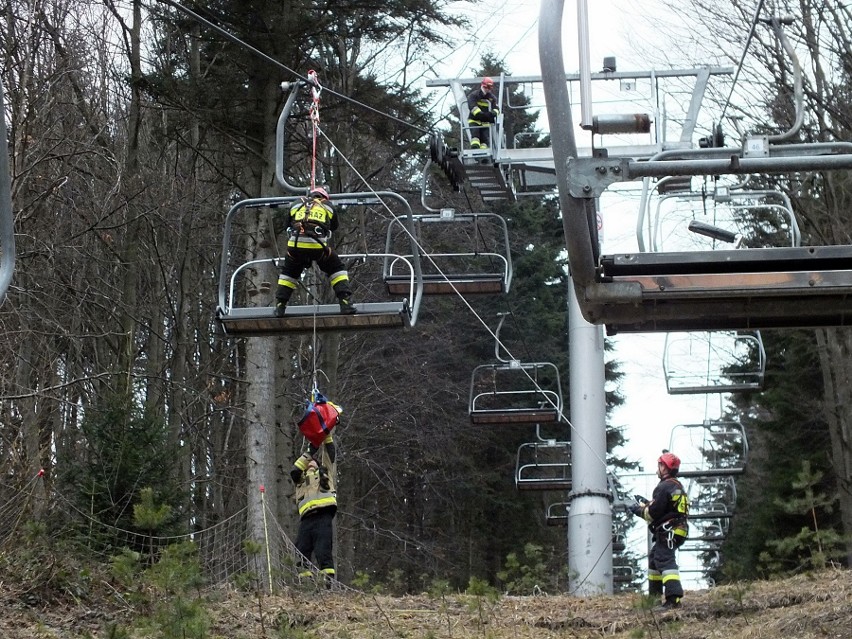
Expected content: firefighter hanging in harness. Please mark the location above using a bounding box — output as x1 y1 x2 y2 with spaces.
629 451 689 612
274 187 356 316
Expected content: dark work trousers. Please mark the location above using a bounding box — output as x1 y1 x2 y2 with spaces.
648 530 684 602
295 507 336 575
276 246 351 305
468 121 491 147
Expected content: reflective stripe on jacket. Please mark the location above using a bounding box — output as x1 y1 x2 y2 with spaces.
293 450 337 518
467 88 499 125
287 198 337 248
646 476 689 537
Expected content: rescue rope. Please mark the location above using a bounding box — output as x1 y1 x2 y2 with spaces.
306 71 323 380
307 70 322 192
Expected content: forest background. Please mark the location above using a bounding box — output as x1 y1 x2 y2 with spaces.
0 0 850 602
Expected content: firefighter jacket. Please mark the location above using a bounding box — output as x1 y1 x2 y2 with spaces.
644 476 689 539
467 88 499 125
291 452 337 518
287 198 339 250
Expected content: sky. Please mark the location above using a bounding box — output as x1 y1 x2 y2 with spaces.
425 0 738 589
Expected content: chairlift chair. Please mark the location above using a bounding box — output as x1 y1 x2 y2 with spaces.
545 501 570 526
612 564 636 585
686 474 738 512
215 196 420 336
469 361 563 424
515 439 571 491
383 209 512 296
646 185 801 254
689 521 726 543
688 501 733 521
469 315 565 424
668 421 748 477
216 80 425 335
663 331 767 394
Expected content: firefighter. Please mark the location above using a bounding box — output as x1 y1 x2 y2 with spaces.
467 76 500 150
630 451 689 611
291 443 337 583
274 187 356 316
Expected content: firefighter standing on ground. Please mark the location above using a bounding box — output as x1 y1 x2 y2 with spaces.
274 187 356 316
630 451 689 611
291 442 337 582
467 76 500 150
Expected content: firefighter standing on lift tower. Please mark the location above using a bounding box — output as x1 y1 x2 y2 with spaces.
467 76 500 150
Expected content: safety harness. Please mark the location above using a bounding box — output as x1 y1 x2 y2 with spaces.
656 477 689 548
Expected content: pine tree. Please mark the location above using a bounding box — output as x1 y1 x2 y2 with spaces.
759 460 848 574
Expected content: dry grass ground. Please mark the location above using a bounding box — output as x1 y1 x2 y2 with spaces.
1 568 850 638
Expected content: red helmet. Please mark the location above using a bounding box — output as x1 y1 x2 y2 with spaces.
658 452 681 472
481 77 494 89
310 187 329 200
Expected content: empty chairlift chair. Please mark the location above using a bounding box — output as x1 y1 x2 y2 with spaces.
469 360 563 424
545 501 570 526
612 564 636 587
383 208 512 296
516 424 571 491
515 444 571 490
688 474 738 518
469 314 564 424
644 183 801 254
690 520 727 544
668 421 749 478
663 330 767 394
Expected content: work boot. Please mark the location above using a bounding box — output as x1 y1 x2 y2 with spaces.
274 302 287 317
338 298 357 315
653 599 681 613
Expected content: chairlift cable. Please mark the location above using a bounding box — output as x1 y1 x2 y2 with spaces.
719 0 768 123
155 0 431 134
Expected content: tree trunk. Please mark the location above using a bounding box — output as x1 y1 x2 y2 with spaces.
113 0 143 401
815 328 852 564
244 76 289 591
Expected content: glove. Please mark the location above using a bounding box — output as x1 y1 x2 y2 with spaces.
318 466 330 490
491 109 499 119
629 501 645 517
474 108 494 123
634 494 648 505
